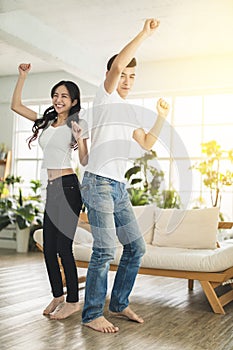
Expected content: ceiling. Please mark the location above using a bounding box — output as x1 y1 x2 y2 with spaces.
0 0 233 86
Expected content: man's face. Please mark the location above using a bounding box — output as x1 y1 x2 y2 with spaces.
117 66 136 99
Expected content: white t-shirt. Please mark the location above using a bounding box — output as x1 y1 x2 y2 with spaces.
83 83 154 182
38 118 87 169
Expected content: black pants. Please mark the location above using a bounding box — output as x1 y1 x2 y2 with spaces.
43 174 82 302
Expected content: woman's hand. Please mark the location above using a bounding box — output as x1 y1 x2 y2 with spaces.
18 63 31 77
71 121 82 141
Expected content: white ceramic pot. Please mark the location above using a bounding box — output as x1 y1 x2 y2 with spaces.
16 225 30 253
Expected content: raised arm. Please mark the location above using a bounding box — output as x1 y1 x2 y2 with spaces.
133 98 170 150
11 63 37 121
104 18 160 94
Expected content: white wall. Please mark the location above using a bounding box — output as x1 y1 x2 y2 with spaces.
0 104 14 148
134 54 233 95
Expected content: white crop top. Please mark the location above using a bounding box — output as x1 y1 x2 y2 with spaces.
38 118 88 169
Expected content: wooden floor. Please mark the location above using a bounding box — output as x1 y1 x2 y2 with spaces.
1 249 233 350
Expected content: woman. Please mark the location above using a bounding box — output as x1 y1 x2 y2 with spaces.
11 63 88 320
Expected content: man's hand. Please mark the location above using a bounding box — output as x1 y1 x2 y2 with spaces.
142 18 160 37
156 98 170 119
71 121 82 141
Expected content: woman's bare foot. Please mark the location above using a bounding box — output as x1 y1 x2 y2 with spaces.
109 306 144 323
83 316 119 333
43 296 64 315
50 302 80 320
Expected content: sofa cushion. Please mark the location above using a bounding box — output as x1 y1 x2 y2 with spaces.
76 205 155 245
132 205 155 244
34 229 233 272
33 204 154 249
33 227 93 247
73 240 233 272
73 227 93 245
152 207 219 249
140 242 233 272
77 205 155 245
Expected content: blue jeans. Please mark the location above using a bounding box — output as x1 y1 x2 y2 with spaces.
81 171 146 323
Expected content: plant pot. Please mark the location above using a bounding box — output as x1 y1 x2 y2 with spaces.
16 225 30 253
0 152 6 160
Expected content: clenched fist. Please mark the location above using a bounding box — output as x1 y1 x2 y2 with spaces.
71 121 82 142
18 63 31 76
156 98 170 119
142 18 160 36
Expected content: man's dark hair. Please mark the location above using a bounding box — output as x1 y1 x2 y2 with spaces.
107 54 137 71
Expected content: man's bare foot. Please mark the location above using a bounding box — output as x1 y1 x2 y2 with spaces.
50 302 80 320
43 296 64 315
83 316 119 333
109 306 144 323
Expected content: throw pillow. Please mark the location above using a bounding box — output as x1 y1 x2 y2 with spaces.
133 204 155 244
74 227 93 245
152 207 219 249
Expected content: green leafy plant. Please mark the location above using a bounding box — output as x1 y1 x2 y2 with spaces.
125 150 164 205
5 175 21 196
125 150 181 208
0 174 21 199
127 188 150 206
0 177 43 231
0 197 42 230
0 195 43 231
0 143 7 160
0 180 9 198
155 189 181 209
192 140 233 208
28 179 42 201
125 150 164 192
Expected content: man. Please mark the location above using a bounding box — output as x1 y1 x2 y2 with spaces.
81 18 169 333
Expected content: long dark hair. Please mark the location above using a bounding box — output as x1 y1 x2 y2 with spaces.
28 80 81 148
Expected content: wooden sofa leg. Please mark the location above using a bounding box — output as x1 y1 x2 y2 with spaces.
58 257 67 287
188 279 194 290
200 280 225 314
58 257 86 287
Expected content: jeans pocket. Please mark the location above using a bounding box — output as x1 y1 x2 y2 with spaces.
80 184 91 208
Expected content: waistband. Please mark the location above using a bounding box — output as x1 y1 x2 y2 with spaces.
84 171 122 184
47 173 78 186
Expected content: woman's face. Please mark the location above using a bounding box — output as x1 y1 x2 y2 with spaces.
52 85 76 115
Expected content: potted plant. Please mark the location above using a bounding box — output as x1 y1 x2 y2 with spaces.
125 150 165 206
0 179 9 198
0 180 43 252
192 140 233 213
125 150 181 209
5 174 21 196
0 143 7 160
155 189 181 209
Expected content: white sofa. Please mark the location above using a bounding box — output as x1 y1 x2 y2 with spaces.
33 205 233 314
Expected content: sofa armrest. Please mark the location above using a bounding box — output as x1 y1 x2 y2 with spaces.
218 222 233 229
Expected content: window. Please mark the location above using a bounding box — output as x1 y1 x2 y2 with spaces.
128 93 233 219
13 105 46 195
13 94 233 219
